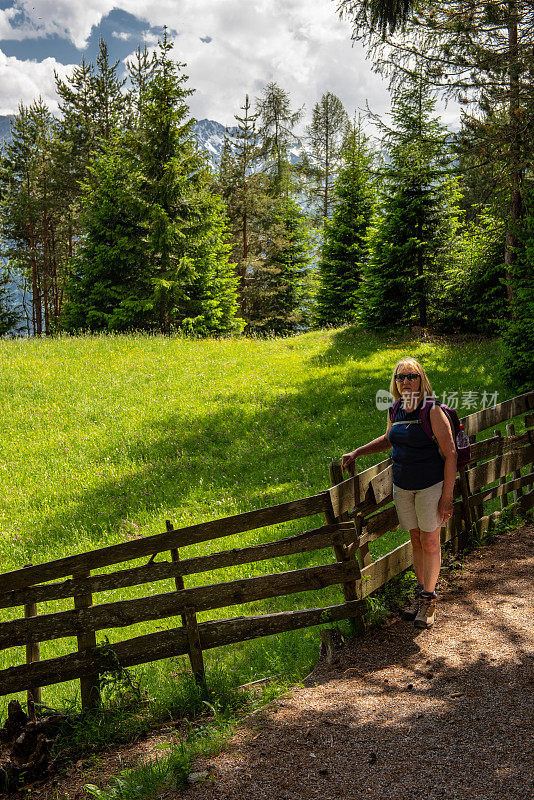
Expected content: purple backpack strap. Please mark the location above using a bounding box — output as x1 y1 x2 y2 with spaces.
389 399 402 422
418 398 439 440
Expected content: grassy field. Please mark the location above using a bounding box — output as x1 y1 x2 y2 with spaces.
0 326 511 719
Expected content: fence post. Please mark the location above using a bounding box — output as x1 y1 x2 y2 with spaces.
494 430 508 509
24 564 41 719
166 521 205 683
184 606 205 684
167 520 186 629
328 461 362 633
73 570 99 710
458 466 473 546
506 423 522 503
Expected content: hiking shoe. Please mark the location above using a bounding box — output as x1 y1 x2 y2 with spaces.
414 596 436 629
401 588 422 621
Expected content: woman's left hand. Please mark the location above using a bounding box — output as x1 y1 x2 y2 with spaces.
438 495 454 523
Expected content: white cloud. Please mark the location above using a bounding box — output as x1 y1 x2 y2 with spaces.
0 50 74 114
12 0 118 48
0 0 400 128
124 0 391 128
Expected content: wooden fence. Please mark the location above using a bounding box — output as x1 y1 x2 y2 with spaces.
0 391 533 713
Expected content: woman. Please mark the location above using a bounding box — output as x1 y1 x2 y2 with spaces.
341 357 456 629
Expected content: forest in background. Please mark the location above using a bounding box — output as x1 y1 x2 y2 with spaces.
0 3 532 393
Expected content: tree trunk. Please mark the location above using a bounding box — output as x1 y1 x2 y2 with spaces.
505 1 521 311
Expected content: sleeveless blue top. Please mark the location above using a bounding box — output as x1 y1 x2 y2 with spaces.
388 400 444 490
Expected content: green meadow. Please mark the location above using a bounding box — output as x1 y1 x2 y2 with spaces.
0 327 509 718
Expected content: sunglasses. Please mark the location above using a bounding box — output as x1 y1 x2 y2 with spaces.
395 373 420 382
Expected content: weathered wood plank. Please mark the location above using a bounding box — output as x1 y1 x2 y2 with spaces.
506 424 522 503
0 522 355 610
0 626 190 696
0 600 366 697
0 561 362 650
0 492 330 592
329 475 358 519
358 540 413 599
525 412 534 429
520 487 534 511
467 446 534 491
470 432 531 463
468 472 533 508
370 466 393 505
356 457 393 501
73 569 98 709
24 596 41 717
461 391 534 436
363 505 399 539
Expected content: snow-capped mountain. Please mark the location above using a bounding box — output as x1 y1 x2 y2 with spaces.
0 114 231 165
0 115 302 168
193 118 232 166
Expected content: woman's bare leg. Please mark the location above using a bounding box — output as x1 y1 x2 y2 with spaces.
419 527 442 593
409 527 424 586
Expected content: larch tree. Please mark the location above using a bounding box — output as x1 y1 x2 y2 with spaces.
0 99 62 335
304 92 348 224
218 95 270 315
255 82 303 197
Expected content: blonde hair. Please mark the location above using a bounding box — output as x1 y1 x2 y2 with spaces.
389 357 434 401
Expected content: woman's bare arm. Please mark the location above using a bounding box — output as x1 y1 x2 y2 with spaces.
430 405 457 521
341 415 392 472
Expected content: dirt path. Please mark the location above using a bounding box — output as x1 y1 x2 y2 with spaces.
184 523 534 800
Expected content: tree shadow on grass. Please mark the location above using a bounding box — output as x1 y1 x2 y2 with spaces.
24 363 393 558
20 332 507 564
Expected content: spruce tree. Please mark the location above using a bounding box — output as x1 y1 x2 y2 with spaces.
244 197 310 334
360 74 450 328
61 135 150 332
64 30 241 335
134 30 240 334
339 0 534 316
315 125 375 327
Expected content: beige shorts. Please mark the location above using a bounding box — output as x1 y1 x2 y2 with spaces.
393 481 444 532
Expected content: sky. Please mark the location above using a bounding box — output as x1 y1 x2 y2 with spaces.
0 0 398 129
0 1 460 132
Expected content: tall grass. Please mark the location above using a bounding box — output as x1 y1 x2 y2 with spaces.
0 327 509 718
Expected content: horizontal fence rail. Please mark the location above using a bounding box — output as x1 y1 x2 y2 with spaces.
0 391 532 710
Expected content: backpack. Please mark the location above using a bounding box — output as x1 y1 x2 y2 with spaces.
389 398 471 469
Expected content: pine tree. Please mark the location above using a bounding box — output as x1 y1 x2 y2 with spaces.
315 124 375 327
360 73 451 328
304 92 348 224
